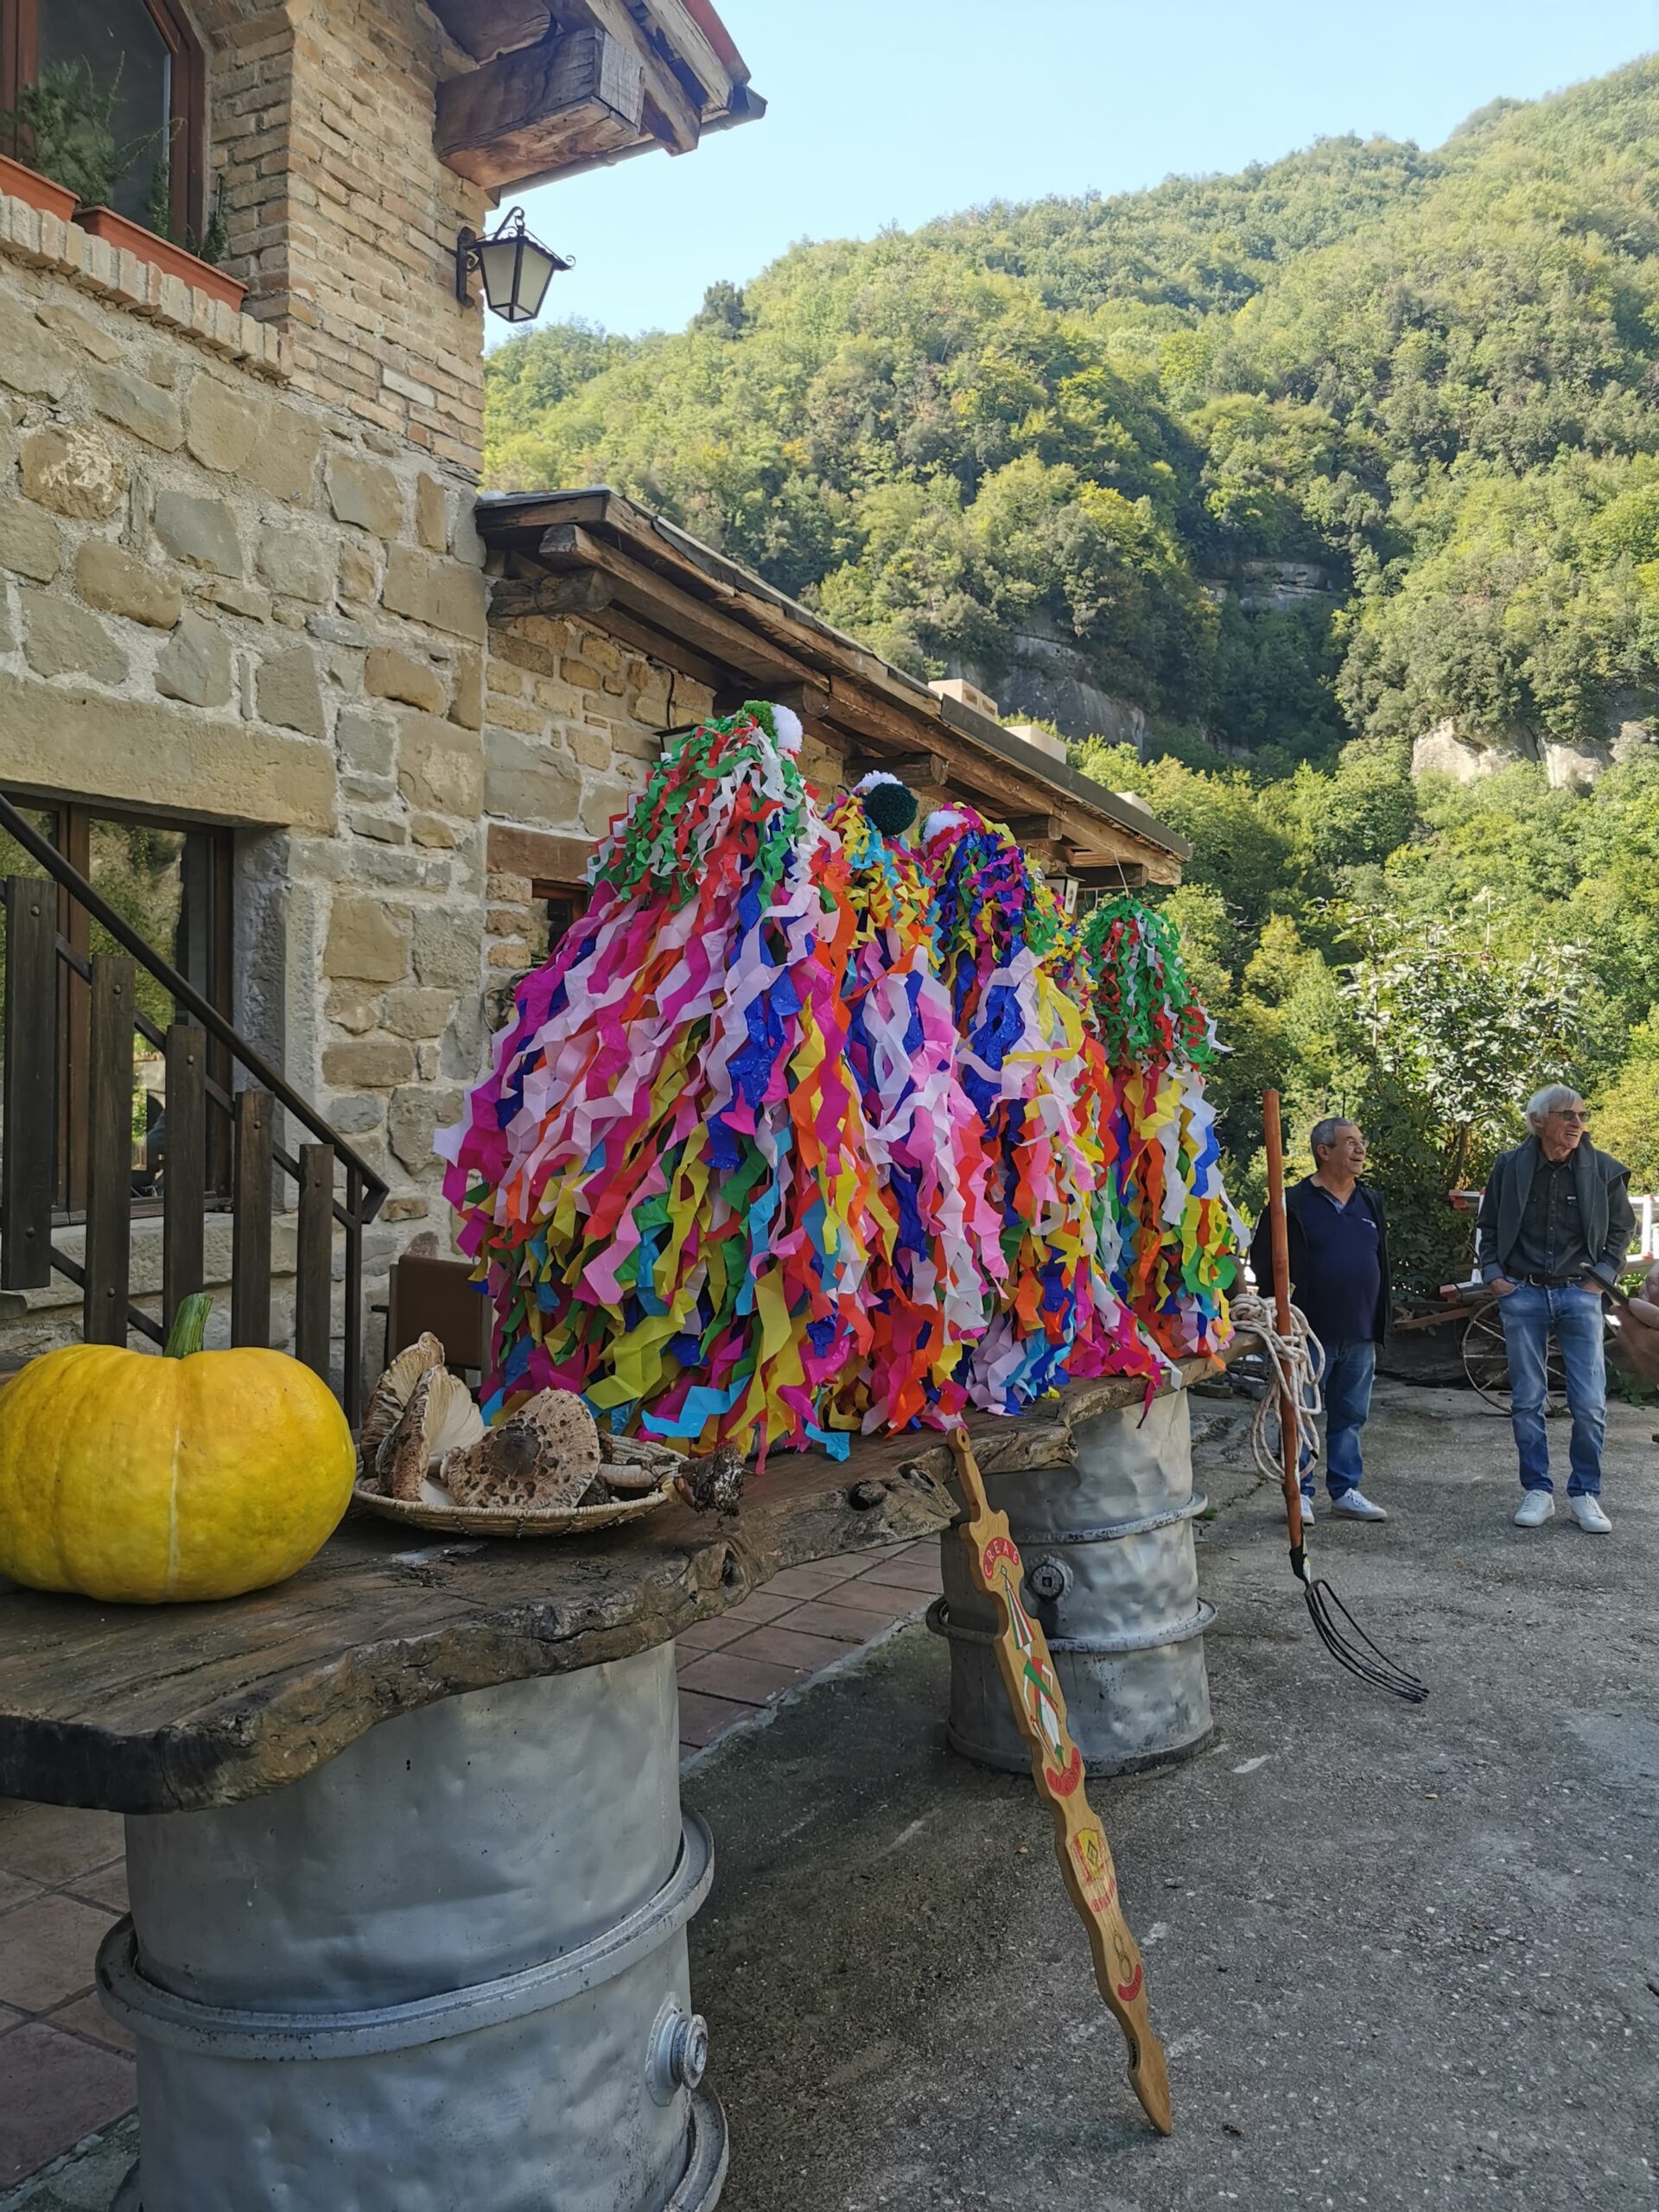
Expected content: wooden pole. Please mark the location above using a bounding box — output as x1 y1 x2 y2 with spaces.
1262 1090 1305 1551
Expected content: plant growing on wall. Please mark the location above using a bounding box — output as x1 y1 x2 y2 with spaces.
146 148 228 265
0 60 159 214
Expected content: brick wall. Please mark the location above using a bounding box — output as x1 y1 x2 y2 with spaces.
204 0 489 469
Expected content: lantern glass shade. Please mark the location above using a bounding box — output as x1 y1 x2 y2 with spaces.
476 225 563 322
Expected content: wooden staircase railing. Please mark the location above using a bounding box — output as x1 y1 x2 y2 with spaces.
0 795 388 1418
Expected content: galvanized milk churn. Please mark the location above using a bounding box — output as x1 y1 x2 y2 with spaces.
930 1389 1213 1773
99 1645 725 2211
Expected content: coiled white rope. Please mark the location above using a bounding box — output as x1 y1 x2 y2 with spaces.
1230 1292 1326 1484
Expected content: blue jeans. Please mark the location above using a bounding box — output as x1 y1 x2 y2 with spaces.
1497 1282 1606 1496
1301 1338 1376 1499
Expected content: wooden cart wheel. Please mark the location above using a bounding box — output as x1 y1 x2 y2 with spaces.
1461 1302 1567 1415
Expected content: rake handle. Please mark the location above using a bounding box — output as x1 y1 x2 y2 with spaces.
1262 1090 1306 1560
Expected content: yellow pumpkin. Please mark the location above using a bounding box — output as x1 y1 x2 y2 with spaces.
0 1295 355 1604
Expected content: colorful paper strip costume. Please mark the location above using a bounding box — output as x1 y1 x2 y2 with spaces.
441 711 1241 1459
438 702 883 1459
823 779 1001 1432
919 806 1161 1409
1079 899 1244 1362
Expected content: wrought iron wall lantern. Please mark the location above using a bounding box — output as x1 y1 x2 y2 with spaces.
456 207 572 322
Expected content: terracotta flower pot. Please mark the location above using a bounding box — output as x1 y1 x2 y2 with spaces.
74 205 245 311
0 151 78 223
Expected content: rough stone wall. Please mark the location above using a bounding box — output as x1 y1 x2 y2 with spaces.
0 238 715 1376
479 603 714 1023
0 227 500 1356
0 0 772 1378
204 0 490 469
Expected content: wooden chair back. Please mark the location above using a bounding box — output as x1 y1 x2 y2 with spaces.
386 1253 490 1376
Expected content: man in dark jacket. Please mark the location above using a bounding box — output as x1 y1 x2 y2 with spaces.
1250 1118 1391 1523
1476 1085 1634 1534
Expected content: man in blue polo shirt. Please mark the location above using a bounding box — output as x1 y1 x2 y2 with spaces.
1250 1118 1392 1523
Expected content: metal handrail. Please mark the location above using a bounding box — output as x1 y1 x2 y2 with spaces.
0 791 387 1214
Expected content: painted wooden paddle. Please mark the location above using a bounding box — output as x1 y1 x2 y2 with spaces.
948 1426 1173 2135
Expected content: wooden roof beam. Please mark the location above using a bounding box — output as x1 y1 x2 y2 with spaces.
847 753 951 789
1067 855 1152 888
575 0 702 149
537 523 820 689
584 606 732 697
435 25 645 186
491 571 614 620
426 0 551 63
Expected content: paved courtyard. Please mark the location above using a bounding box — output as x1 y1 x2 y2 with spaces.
5 1382 1656 2209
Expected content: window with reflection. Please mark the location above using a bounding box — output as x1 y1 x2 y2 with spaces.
2 0 204 235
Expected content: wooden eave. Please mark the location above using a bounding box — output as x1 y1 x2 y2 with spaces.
477 487 1191 887
432 0 764 191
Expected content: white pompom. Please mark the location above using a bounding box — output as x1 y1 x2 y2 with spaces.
769 702 804 754
922 808 967 842
855 770 903 794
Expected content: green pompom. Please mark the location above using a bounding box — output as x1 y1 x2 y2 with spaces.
862 780 918 837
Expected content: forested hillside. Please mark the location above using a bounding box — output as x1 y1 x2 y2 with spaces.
484 60 1659 1284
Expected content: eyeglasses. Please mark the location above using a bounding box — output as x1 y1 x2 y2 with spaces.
1552 1110 1590 1124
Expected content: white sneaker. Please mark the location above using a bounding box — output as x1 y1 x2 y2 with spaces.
1297 1491 1316 1524
1514 1491 1554 1528
1568 1494 1611 1534
1332 1490 1389 1521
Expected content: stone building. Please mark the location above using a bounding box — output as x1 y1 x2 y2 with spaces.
0 0 1185 1382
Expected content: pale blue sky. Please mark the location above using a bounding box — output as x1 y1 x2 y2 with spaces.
510 0 1659 339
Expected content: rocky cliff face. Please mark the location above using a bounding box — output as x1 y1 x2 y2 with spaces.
1412 694 1659 788
950 629 1149 757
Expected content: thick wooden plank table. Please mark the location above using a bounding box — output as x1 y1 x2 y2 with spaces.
0 1353 1236 2212
0 1356 1226 1814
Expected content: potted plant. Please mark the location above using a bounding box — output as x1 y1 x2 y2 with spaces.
0 144 78 222
86 156 242 312
0 60 244 310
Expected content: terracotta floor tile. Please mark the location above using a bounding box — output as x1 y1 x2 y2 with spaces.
66 1859 128 1916
677 1651 806 1707
0 1803 124 1888
825 1582 927 1622
721 1591 796 1627
675 1690 755 1748
753 1597 870 1645
43 1993 135 2057
725 1624 858 1672
674 1616 751 1654
761 1559 868 1600
778 1595 921 1643
848 1554 942 1593
0 2022 134 2190
0 1893 116 2014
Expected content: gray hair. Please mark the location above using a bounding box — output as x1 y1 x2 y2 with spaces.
1526 1084 1584 1125
1310 1117 1357 1160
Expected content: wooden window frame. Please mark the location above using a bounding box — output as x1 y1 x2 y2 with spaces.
2 798 234 1218
1 0 205 238
532 876 588 962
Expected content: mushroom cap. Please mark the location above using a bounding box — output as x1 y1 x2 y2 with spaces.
376 1368 484 1502
359 1332 446 1478
438 1389 603 1511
